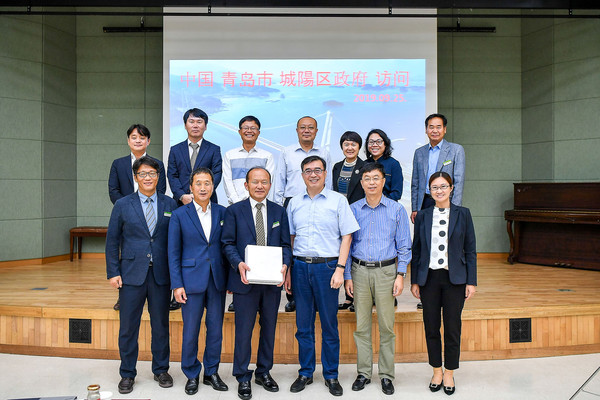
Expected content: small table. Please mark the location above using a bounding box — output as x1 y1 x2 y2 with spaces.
69 226 108 261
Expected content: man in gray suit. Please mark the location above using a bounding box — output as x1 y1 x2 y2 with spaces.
411 113 465 223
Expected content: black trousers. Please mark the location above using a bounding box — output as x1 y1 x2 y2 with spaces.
420 268 465 370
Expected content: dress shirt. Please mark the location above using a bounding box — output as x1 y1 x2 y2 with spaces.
249 197 268 245
425 139 444 195
188 138 203 160
194 200 212 241
344 195 412 279
428 206 449 270
130 152 147 192
287 188 359 257
222 146 275 204
273 143 332 205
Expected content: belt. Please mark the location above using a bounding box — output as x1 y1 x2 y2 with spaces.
352 257 396 268
294 256 338 264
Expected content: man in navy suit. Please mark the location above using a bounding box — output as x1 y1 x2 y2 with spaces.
222 167 292 400
168 167 229 396
167 108 222 205
106 156 177 395
108 123 167 311
108 124 166 205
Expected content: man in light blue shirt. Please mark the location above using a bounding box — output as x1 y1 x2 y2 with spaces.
285 155 359 397
344 162 411 396
273 116 332 207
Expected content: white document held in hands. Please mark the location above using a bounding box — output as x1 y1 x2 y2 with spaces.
245 244 283 285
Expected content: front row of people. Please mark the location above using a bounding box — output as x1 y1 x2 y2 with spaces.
106 155 477 398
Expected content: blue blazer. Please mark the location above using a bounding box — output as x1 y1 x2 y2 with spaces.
105 192 177 286
167 139 222 203
411 140 465 212
168 201 228 294
411 204 477 287
108 155 166 205
221 199 293 295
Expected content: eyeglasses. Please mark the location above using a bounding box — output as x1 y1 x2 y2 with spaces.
302 168 324 176
430 185 451 192
136 171 158 178
241 126 259 131
362 176 382 183
367 139 384 146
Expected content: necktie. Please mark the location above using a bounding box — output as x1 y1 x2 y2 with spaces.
255 203 265 246
190 143 199 169
145 198 156 235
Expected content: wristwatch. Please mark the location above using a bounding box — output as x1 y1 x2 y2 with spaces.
397 272 406 277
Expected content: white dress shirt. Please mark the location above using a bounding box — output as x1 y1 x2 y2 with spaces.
194 200 212 241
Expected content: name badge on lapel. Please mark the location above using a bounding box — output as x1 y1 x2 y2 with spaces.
272 221 280 228
443 160 452 167
164 211 172 217
220 220 224 226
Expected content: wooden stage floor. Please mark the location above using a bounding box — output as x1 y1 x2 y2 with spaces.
0 255 599 363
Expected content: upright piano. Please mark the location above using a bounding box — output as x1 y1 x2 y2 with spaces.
504 182 600 271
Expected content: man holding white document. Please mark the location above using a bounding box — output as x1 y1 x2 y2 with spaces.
222 167 292 400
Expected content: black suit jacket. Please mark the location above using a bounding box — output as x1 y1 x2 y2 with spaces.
108 155 166 205
332 158 365 205
411 204 477 286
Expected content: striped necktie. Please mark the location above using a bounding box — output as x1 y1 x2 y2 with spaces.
255 203 265 246
145 198 156 235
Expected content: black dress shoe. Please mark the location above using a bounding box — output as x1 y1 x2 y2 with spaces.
325 378 343 396
417 302 423 309
113 298 120 311
443 377 455 395
118 377 134 394
255 373 279 392
170 299 181 311
228 302 235 312
290 375 313 393
203 373 229 391
185 377 199 395
238 381 252 399
429 377 442 392
381 378 394 395
154 372 173 388
351 374 371 391
349 304 355 312
285 300 296 312
338 301 353 310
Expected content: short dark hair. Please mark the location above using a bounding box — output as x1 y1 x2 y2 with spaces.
428 171 453 187
339 130 362 149
127 124 151 139
189 167 214 186
360 162 385 178
239 115 261 130
132 156 159 175
296 116 317 128
245 167 271 183
425 113 447 128
301 155 326 171
365 128 393 160
183 108 208 125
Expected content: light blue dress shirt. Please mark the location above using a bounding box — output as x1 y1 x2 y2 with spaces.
425 139 444 195
273 143 332 205
287 188 359 258
344 195 412 279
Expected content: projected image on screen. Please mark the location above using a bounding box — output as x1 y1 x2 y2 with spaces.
169 58 426 206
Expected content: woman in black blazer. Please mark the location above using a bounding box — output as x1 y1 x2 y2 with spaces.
410 172 477 396
332 130 365 205
332 131 365 311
